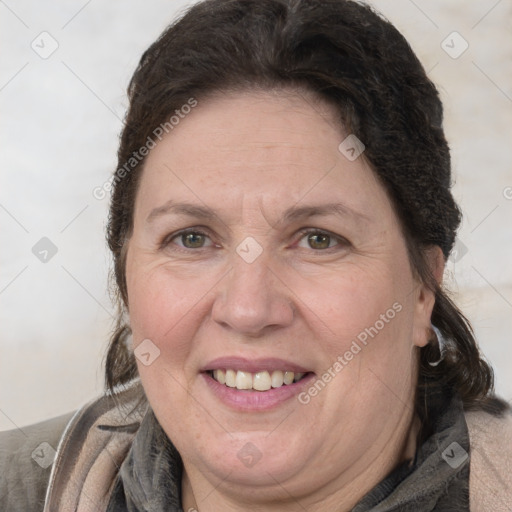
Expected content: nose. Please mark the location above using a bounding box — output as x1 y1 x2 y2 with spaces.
211 255 294 337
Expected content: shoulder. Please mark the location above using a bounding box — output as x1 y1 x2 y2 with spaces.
465 407 512 511
0 382 146 512
44 381 146 511
0 411 76 512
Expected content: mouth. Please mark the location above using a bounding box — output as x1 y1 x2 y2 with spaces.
201 357 315 410
206 369 311 391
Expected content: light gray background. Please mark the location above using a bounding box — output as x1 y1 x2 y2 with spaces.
1 0 511 431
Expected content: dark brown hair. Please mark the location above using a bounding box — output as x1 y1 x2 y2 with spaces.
105 0 508 420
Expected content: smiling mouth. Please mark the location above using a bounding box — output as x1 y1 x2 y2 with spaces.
207 369 311 391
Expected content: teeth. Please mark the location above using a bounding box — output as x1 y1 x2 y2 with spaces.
253 371 271 391
283 371 294 385
271 370 284 388
213 369 226 385
211 369 307 391
225 369 236 388
235 371 253 390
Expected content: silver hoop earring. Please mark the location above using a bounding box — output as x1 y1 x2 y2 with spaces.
428 324 447 367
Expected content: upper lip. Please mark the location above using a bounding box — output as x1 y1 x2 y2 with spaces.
202 356 312 374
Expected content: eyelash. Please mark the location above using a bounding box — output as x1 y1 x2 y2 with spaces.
161 227 350 252
295 228 350 251
160 227 213 251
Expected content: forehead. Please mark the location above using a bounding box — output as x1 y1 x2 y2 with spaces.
134 89 392 225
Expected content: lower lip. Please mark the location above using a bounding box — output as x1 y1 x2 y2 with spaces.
201 373 315 411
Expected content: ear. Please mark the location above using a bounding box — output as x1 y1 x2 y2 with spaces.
412 246 445 348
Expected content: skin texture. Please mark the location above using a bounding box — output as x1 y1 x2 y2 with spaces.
125 89 443 511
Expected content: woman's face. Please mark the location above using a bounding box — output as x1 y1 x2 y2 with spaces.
126 90 437 506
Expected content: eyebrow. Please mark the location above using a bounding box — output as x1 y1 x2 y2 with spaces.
146 200 371 226
281 203 371 225
146 200 216 223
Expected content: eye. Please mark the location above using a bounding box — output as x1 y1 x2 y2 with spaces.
166 229 214 249
180 232 207 248
297 230 346 250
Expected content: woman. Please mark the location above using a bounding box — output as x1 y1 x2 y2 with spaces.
1 0 511 510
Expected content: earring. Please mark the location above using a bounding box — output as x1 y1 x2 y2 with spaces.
428 324 447 367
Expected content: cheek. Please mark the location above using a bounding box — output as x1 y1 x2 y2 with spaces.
126 263 217 425
292 256 418 402
296 262 409 348
126 259 216 362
